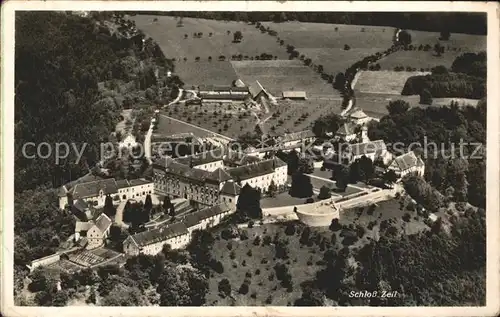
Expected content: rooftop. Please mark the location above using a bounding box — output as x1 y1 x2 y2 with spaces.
336 122 356 136
71 178 119 200
95 213 112 233
221 181 241 196
174 148 225 167
282 91 307 99
226 157 286 181
279 130 315 143
389 151 425 171
348 140 387 157
129 222 189 247
349 109 368 119
180 203 232 229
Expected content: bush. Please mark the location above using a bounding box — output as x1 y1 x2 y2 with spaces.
255 269 261 275
253 236 261 246
247 250 253 257
227 242 233 250
238 283 249 295
329 218 342 231
245 272 252 278
242 260 247 266
285 223 296 236
344 44 351 51
229 251 236 260
248 220 254 228
402 213 411 222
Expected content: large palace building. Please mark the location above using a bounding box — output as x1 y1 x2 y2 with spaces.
152 148 288 208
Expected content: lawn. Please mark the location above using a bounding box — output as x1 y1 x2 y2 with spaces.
262 21 395 49
263 98 343 137
377 50 466 71
131 15 289 87
175 61 239 88
297 47 382 75
354 70 431 95
164 103 257 139
261 192 314 209
231 60 341 98
154 113 232 139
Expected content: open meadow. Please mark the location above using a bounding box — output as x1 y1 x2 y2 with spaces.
354 70 431 95
231 60 341 98
155 112 234 139
131 15 289 87
263 98 342 136
377 29 486 70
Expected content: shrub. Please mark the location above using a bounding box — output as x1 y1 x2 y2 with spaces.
248 220 254 228
285 223 296 236
245 272 252 278
251 292 257 299
344 44 351 51
242 260 247 266
238 283 249 295
247 250 253 257
255 269 261 275
403 213 411 222
253 236 261 246
229 251 236 260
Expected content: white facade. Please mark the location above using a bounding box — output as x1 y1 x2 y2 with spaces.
123 232 191 256
239 165 287 192
220 193 238 209
193 160 224 172
118 182 154 201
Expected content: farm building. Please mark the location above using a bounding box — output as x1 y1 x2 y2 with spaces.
387 151 425 179
197 84 249 102
74 213 113 250
282 91 307 100
233 78 246 87
123 222 191 256
249 80 271 101
278 130 316 148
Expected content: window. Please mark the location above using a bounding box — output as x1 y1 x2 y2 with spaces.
229 198 232 203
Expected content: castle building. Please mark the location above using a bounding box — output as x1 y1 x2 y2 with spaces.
58 178 154 210
74 213 113 250
153 151 287 207
123 203 233 256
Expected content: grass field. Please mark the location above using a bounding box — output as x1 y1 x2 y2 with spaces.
155 113 233 139
297 47 382 75
262 21 395 49
354 70 431 95
377 30 485 70
164 103 257 139
231 60 341 98
131 15 289 87
205 194 430 305
263 98 343 136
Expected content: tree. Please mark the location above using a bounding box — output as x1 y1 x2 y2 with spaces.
383 170 399 185
163 196 172 210
358 155 375 182
333 72 346 90
169 204 176 217
440 30 451 40
238 282 249 295
434 43 445 56
289 173 314 198
236 184 262 220
287 150 300 175
144 194 153 212
104 195 116 217
420 89 433 105
285 223 296 236
387 100 410 116
317 64 324 73
267 180 278 197
297 157 314 174
335 165 350 191
343 44 351 51
233 31 243 43
318 185 332 200
218 279 231 298
398 30 412 45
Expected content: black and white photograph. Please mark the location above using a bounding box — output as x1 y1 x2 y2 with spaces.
1 1 499 316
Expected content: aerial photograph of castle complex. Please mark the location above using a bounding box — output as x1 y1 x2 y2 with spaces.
9 8 490 308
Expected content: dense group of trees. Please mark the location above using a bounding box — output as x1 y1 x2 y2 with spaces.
367 99 486 208
402 52 486 99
